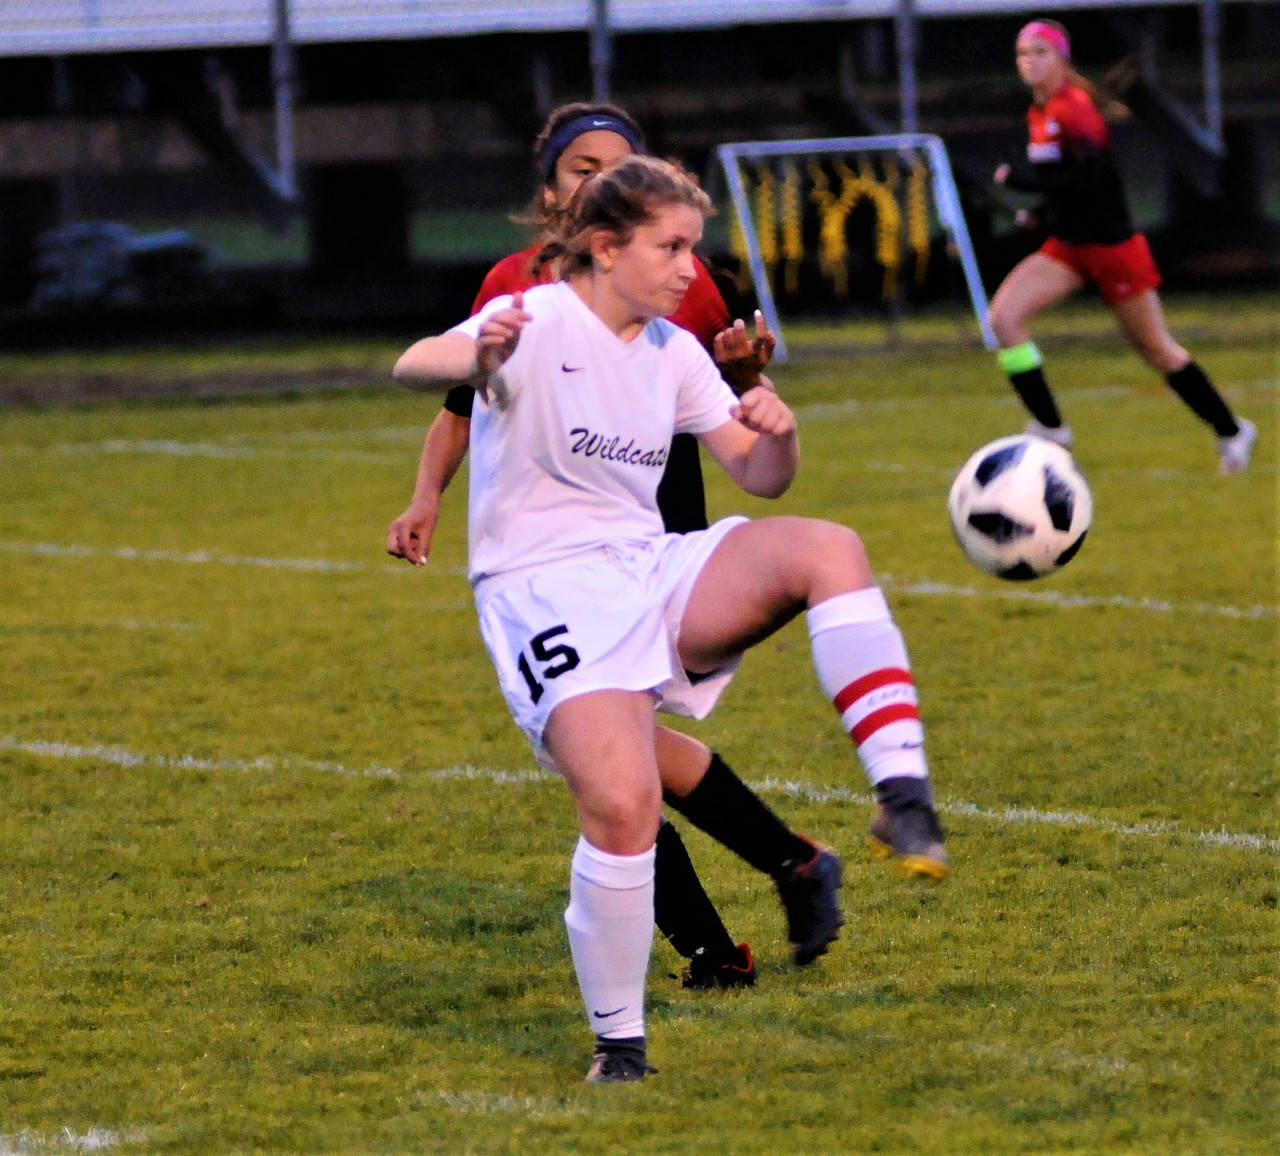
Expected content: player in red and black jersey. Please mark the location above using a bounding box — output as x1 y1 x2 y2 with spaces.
989 19 1255 474
387 103 848 990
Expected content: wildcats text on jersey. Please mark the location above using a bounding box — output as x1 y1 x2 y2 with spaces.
569 427 670 469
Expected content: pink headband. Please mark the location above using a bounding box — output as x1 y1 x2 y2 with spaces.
1020 20 1070 59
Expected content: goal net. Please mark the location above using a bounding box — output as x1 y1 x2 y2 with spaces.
713 134 996 361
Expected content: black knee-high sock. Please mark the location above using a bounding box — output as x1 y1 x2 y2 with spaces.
653 818 736 962
663 753 813 880
1009 366 1064 428
1165 361 1238 437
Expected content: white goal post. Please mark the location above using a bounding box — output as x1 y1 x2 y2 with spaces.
714 133 997 361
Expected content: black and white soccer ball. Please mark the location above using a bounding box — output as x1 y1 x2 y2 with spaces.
947 434 1092 581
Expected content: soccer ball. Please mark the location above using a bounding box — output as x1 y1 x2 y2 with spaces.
947 434 1092 581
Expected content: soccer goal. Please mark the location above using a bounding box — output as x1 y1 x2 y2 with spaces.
714 134 996 361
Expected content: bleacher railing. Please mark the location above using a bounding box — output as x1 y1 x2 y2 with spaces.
0 0 1250 58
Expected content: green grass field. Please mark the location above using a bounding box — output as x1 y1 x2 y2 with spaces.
0 294 1275 1154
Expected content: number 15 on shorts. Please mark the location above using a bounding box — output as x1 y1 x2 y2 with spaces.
516 625 581 703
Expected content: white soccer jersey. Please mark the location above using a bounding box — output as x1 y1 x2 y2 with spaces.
453 281 738 584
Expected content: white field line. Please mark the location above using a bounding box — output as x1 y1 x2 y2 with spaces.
9 372 1274 459
792 377 1275 423
3 735 1275 854
757 777 1280 853
431 1089 586 1118
22 433 1275 483
40 434 1274 480
958 1040 1142 1077
879 575 1278 620
47 438 406 463
8 373 1272 459
0 1129 146 1154
11 425 1277 499
2 540 1272 620
0 617 196 634
0 736 401 780
266 426 426 443
0 540 444 576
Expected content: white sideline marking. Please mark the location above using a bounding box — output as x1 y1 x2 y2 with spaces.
793 388 1131 422
793 378 1275 422
433 1090 585 1118
49 438 403 464
265 426 425 444
960 1040 1139 1076
10 376 1269 463
8 375 1266 463
3 539 1272 620
1 617 193 634
0 540 363 574
0 736 400 780
879 575 1278 620
109 617 194 632
0 1129 146 1154
5 373 1268 460
3 735 1275 854
428 765 554 786
853 458 1279 481
757 777 1279 852
0 540 470 580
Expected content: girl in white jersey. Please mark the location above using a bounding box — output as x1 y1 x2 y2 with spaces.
389 102 843 996
394 156 947 1084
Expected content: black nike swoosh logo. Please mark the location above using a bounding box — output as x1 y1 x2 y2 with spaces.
592 1006 626 1019
562 363 585 373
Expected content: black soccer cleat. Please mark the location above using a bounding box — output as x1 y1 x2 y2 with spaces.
586 1036 657 1084
681 942 757 990
868 777 949 883
774 838 844 966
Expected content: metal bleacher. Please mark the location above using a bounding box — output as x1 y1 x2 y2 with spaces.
0 0 1254 57
2 0 1270 316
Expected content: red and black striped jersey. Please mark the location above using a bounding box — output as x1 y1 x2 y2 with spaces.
1003 82 1135 245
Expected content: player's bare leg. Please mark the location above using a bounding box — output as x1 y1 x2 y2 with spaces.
990 253 1084 442
1109 288 1187 371
544 690 660 1082
683 518 947 894
989 253 1083 347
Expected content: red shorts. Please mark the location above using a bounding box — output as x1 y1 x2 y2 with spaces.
1040 234 1162 306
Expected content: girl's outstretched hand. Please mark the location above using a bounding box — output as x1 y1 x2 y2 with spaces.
475 289 533 378
714 309 777 395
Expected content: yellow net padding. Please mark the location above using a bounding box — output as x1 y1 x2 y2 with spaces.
730 151 933 302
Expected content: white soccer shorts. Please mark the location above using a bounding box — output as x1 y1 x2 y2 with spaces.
473 516 748 765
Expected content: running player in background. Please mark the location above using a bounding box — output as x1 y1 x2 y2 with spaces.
392 155 947 1081
387 103 850 992
989 18 1256 474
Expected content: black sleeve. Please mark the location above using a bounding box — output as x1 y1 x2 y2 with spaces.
1003 144 1133 243
1003 144 1108 199
655 433 709 534
443 385 475 418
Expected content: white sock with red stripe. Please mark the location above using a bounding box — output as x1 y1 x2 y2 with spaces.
563 836 654 1042
806 587 930 787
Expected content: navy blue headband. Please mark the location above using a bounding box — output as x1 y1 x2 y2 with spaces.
539 114 643 182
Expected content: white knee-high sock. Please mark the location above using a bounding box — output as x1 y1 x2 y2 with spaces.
563 836 655 1042
807 587 930 787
